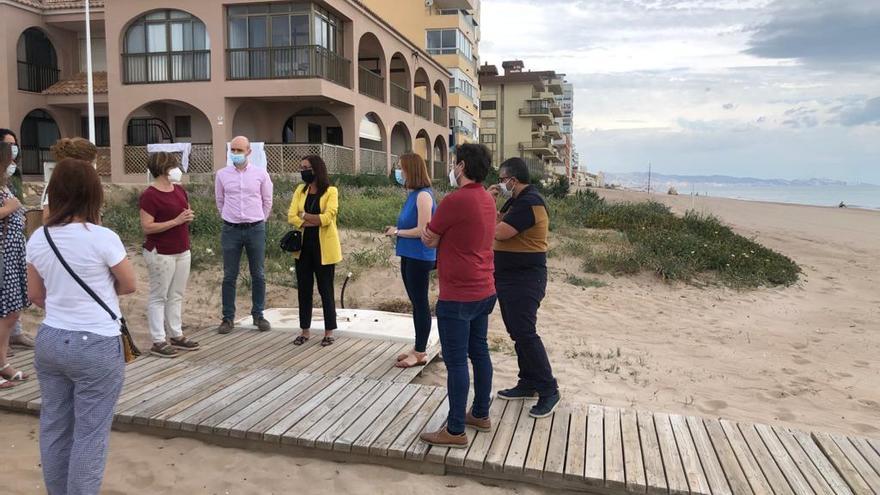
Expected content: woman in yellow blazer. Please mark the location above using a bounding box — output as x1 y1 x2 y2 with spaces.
287 155 342 347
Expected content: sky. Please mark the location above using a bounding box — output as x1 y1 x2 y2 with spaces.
478 0 880 183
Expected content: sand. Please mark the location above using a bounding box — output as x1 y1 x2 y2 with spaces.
4 190 879 492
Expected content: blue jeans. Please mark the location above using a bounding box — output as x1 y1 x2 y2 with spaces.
221 221 266 321
436 295 497 435
400 257 435 353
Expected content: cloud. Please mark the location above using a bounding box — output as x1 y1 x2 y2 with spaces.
744 0 880 68
838 97 880 126
722 103 737 110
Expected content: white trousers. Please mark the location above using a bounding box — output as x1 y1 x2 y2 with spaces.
143 249 191 343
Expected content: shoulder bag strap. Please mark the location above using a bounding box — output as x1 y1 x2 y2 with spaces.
43 226 119 322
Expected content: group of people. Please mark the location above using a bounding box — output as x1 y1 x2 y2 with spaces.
0 130 560 492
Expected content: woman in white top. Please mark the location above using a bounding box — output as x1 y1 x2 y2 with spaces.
26 158 136 495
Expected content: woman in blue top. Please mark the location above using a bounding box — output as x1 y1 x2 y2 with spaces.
385 153 437 368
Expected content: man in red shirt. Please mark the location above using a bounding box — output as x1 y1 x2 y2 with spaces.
420 143 497 448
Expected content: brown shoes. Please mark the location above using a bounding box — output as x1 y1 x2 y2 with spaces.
466 411 491 432
217 319 234 334
419 428 469 449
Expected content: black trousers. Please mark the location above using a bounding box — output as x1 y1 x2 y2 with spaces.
495 267 558 397
296 244 337 331
400 256 435 353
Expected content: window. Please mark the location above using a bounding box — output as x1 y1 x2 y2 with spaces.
482 119 496 129
80 117 110 147
449 71 476 101
17 28 59 93
480 133 496 144
122 10 210 84
78 37 107 72
426 29 472 59
174 116 192 138
481 100 496 111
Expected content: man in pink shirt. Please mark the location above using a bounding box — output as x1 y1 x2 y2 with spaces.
215 135 273 334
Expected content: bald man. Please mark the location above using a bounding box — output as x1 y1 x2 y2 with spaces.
215 136 274 334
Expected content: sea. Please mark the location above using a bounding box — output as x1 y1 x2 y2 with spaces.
679 185 880 210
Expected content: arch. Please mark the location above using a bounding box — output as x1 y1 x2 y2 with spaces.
433 134 448 179
281 107 344 145
359 112 387 174
122 99 213 173
414 129 432 165
357 33 386 102
121 9 210 84
19 109 61 176
390 121 412 159
432 80 449 127
413 68 432 120
389 52 411 112
17 28 59 93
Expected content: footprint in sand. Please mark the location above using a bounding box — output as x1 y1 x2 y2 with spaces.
853 360 869 368
792 356 811 365
697 399 728 414
774 409 796 421
857 399 880 410
791 342 809 350
853 423 879 434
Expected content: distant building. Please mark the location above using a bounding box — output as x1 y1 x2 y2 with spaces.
554 81 574 179
361 0 480 172
478 60 565 178
1 0 451 182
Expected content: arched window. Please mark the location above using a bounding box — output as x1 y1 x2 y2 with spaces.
17 28 59 93
122 10 210 84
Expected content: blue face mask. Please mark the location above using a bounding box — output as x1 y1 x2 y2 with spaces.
229 153 247 167
394 169 405 186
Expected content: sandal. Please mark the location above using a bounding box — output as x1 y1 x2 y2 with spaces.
0 363 28 381
0 377 16 390
170 336 200 351
293 335 310 346
149 342 179 359
320 336 336 347
395 353 428 369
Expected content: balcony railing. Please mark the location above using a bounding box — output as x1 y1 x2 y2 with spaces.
227 45 351 88
520 102 552 116
523 157 547 177
123 143 214 175
433 160 446 180
95 147 111 176
358 66 384 101
433 105 446 127
122 50 211 84
18 61 59 93
360 149 395 175
519 138 554 154
390 82 411 112
264 143 355 175
414 95 431 120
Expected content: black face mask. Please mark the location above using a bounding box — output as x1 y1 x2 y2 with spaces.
301 170 316 183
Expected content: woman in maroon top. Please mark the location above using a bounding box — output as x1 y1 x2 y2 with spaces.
139 152 199 357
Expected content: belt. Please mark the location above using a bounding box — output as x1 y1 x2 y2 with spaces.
223 220 263 229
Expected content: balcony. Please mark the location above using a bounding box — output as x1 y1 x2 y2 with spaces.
433 105 446 127
124 143 215 175
545 124 562 138
390 82 411 112
415 95 431 121
522 157 547 177
519 138 554 155
18 62 60 93
226 45 351 88
550 103 563 118
358 66 384 101
433 0 477 12
123 51 211 84
519 103 553 123
359 148 397 175
530 91 555 101
548 77 564 93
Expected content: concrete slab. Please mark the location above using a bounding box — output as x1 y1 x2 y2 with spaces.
236 308 439 348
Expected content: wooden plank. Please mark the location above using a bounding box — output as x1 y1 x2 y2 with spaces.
116 366 230 424
338 341 396 378
812 432 873 495
544 409 571 481
387 388 446 459
670 413 711 495
324 339 385 377
244 375 336 441
604 406 626 490
523 410 554 478
127 367 236 425
261 376 349 442
830 433 880 493
869 438 880 459
754 423 814 494
654 412 690 495
288 379 379 447
703 418 755 495
406 395 450 461
235 375 325 439
165 369 274 430
503 399 536 474
368 343 411 380
395 345 440 383
457 398 506 469
298 338 359 373
564 408 587 482
790 429 853 495
687 415 733 495
773 426 835 495
737 422 796 495
212 373 311 437
147 369 255 428
311 339 373 376
637 411 669 495
359 385 432 455
484 400 524 473
316 382 412 451
330 382 414 452
621 409 647 493
191 373 298 434
850 436 880 485
584 404 605 486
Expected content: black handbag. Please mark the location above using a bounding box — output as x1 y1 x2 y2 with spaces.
280 229 302 253
44 227 141 363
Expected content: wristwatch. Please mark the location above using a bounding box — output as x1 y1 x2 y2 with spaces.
394 228 399 236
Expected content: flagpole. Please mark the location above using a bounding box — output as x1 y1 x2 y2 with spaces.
85 0 96 147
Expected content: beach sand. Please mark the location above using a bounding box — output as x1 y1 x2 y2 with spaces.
4 190 879 492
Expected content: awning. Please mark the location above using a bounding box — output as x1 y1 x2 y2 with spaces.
359 117 382 142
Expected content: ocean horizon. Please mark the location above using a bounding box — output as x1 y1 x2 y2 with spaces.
655 184 880 210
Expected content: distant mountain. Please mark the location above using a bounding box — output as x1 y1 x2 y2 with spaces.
604 172 856 189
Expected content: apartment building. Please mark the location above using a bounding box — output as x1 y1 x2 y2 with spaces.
360 0 480 163
477 60 564 177
555 81 574 179
1 0 451 183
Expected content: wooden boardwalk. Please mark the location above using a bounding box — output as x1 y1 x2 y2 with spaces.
3 328 880 494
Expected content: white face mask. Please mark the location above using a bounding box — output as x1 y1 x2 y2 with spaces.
6 164 16 177
10 145 19 160
168 167 183 183
499 179 514 197
449 165 463 188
